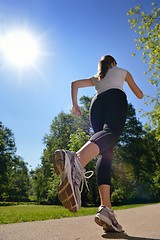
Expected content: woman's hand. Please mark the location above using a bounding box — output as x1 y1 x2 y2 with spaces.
72 105 82 117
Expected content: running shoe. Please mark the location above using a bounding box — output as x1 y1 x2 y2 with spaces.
95 205 123 232
52 150 93 213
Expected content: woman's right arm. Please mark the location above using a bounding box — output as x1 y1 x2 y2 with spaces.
125 72 143 99
71 78 94 116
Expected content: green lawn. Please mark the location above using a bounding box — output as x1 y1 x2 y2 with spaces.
0 203 147 224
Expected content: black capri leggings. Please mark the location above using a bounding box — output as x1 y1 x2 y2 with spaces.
89 89 128 186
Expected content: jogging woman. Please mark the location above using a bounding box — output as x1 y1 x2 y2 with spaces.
52 55 143 232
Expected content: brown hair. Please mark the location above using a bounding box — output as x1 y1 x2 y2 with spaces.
97 55 117 81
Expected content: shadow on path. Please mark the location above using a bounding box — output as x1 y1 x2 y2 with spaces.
102 232 160 240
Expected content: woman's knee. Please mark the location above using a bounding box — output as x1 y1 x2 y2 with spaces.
102 148 113 160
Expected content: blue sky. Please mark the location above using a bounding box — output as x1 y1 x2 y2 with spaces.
0 0 158 169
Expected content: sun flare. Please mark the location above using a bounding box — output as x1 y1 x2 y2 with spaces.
1 30 39 68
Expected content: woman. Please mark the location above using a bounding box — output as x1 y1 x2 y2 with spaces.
52 55 143 232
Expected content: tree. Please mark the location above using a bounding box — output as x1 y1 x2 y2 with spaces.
0 121 30 201
127 3 159 85
140 130 160 201
40 96 159 205
41 111 81 203
7 156 30 201
111 104 145 204
119 103 144 181
0 122 16 200
40 96 98 205
127 3 160 141
119 103 144 144
29 166 49 202
112 103 160 204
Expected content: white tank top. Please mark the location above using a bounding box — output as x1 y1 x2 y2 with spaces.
92 66 127 95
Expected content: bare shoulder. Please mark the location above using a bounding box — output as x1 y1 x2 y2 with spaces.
125 71 134 82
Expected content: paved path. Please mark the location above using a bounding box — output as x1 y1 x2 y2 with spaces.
0 204 160 240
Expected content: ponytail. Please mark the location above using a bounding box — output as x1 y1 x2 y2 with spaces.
97 55 117 81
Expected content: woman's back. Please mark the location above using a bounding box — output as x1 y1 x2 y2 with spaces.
92 66 127 95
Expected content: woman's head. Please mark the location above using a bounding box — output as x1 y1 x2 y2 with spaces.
97 55 117 81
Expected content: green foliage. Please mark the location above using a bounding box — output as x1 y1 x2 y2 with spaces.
119 103 144 144
112 104 160 204
29 167 48 202
127 2 160 198
127 3 160 85
111 152 136 205
6 157 30 201
1 97 159 206
0 122 16 196
68 128 90 151
39 96 99 206
144 94 160 141
39 97 159 206
0 122 30 201
1 3 160 207
127 3 160 141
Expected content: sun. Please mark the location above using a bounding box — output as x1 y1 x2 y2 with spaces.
1 29 39 68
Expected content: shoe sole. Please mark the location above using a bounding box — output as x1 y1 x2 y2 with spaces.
95 216 123 232
52 150 78 213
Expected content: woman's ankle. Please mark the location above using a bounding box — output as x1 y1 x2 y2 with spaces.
101 203 112 209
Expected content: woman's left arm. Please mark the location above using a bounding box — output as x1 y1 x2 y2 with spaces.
125 72 143 99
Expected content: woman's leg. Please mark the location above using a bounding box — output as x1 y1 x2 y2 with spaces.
96 149 113 209
76 141 100 167
98 185 112 209
53 90 127 230
77 143 113 208
76 102 115 211
77 90 127 210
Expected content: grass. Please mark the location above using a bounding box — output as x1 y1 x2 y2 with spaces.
0 203 149 224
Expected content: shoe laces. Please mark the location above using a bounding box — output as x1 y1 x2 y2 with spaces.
80 170 94 192
71 154 94 192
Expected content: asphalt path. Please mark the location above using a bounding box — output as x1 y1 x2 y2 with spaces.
0 203 160 240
